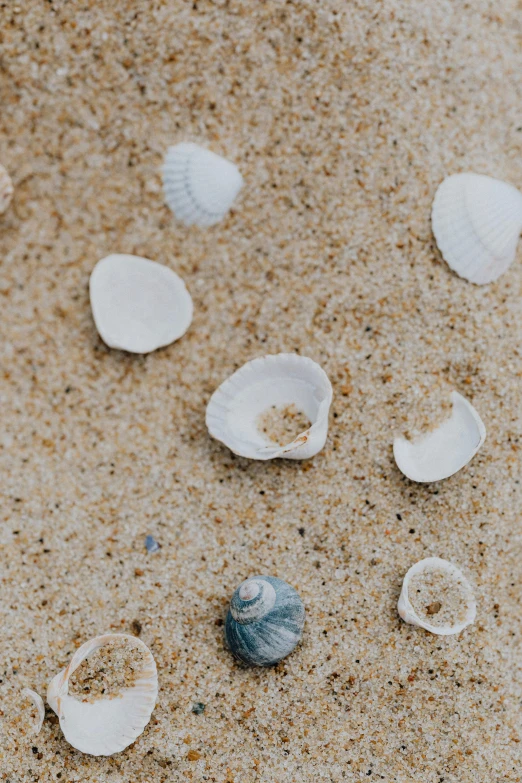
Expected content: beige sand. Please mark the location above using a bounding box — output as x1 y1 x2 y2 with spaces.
0 1 521 780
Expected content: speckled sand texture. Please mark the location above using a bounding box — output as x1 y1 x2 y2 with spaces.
1 1 522 781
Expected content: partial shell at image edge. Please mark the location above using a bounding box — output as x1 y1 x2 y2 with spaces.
205 353 333 460
393 391 486 483
397 557 477 635
47 633 158 757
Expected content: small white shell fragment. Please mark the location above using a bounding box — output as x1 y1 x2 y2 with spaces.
163 142 243 227
0 164 14 214
432 173 522 284
206 353 333 460
47 633 158 757
22 688 45 735
398 557 476 635
393 391 486 483
89 253 193 354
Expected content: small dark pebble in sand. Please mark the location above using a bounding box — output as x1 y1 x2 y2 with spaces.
192 702 205 715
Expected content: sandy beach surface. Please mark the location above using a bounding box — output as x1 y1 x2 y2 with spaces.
1 1 522 780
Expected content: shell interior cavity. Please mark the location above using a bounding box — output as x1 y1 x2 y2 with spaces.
22 688 45 736
163 142 243 227
393 391 486 483
432 173 522 284
0 164 14 214
89 253 193 354
206 353 333 460
47 633 158 756
398 557 476 635
225 576 305 666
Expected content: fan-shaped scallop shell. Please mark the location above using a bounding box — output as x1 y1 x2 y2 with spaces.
432 173 522 284
0 164 14 214
163 143 243 227
47 633 158 756
225 576 305 666
89 253 193 354
398 557 476 635
393 391 486 483
206 353 333 460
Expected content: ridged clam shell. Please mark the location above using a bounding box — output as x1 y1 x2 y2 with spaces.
0 164 13 214
47 633 158 757
225 576 305 666
398 557 476 636
89 254 193 354
22 688 45 735
206 353 333 460
393 391 486 483
163 143 243 227
432 173 522 284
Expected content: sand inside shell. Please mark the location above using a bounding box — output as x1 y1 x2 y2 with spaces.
408 567 472 629
257 404 311 446
68 638 147 702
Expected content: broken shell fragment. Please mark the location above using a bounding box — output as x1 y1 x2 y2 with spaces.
432 173 522 284
89 254 193 354
393 391 486 483
398 557 476 635
22 688 45 736
163 142 243 227
206 353 333 460
47 633 158 756
0 164 14 214
225 576 305 666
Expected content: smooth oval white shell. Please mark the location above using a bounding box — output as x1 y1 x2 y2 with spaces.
0 164 13 214
398 557 476 635
89 254 193 354
206 353 333 460
393 391 486 483
22 688 45 735
163 143 243 227
47 633 158 757
432 173 522 284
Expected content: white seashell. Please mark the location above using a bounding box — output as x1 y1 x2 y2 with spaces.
398 557 476 635
22 688 45 735
163 143 243 227
47 633 158 756
0 164 14 214
432 173 522 284
206 353 333 460
393 391 486 483
89 253 193 354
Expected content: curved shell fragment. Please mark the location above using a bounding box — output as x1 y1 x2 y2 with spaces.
89 254 193 354
47 633 158 756
205 353 333 460
393 391 486 483
22 688 45 736
398 557 476 635
163 143 243 227
432 173 522 284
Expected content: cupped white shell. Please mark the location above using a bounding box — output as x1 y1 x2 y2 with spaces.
393 391 486 483
163 143 243 227
0 164 14 214
89 253 193 354
398 557 476 635
22 688 45 735
47 633 158 757
432 173 522 284
206 353 333 460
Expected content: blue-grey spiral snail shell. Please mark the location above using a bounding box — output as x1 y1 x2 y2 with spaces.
224 576 305 666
